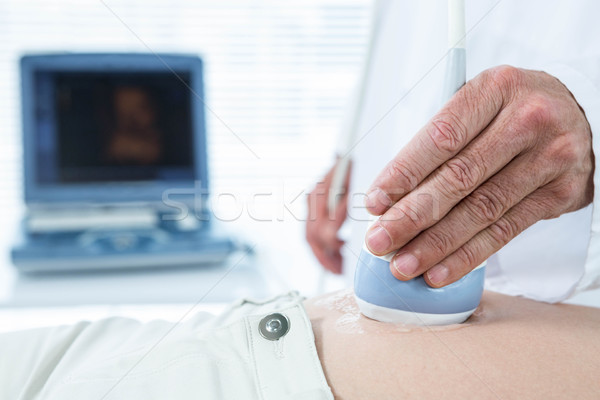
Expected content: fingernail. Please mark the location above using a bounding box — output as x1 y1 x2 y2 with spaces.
365 188 392 214
366 225 392 254
427 264 449 285
392 252 419 277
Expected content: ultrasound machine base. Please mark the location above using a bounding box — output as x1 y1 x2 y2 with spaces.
11 226 240 274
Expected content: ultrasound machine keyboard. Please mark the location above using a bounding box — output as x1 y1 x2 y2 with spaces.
12 227 239 273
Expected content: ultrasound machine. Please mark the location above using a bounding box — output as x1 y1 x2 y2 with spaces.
11 53 239 273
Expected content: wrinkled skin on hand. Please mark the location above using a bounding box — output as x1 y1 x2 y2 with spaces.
364 65 595 287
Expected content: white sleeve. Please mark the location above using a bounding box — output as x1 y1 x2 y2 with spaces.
486 60 600 303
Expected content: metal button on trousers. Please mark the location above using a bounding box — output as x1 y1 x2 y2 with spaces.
259 313 290 341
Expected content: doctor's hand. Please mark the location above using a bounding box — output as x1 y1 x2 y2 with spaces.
365 65 595 288
306 160 351 274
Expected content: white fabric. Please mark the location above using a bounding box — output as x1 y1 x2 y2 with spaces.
0 292 333 400
339 0 600 302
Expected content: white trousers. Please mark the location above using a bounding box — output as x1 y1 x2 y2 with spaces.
0 292 333 400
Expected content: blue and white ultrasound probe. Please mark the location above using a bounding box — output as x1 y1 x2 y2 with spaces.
354 0 487 325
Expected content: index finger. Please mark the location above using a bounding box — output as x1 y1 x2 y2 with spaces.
365 66 515 215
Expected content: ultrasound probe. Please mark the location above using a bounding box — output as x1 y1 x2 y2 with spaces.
354 0 487 326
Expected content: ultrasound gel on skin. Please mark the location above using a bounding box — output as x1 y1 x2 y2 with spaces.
354 219 486 326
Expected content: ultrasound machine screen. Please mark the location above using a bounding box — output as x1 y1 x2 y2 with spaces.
21 54 208 205
36 72 194 184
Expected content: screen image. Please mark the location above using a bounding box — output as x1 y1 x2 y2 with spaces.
34 71 195 184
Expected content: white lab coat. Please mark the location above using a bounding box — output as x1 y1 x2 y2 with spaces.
340 0 600 302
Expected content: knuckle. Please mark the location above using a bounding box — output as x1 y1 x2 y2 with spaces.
468 70 503 110
386 159 419 192
455 245 478 267
516 95 555 130
547 178 578 206
545 133 583 166
386 201 423 231
428 110 467 154
440 157 482 195
486 65 524 93
465 185 507 224
424 230 454 256
488 217 519 245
